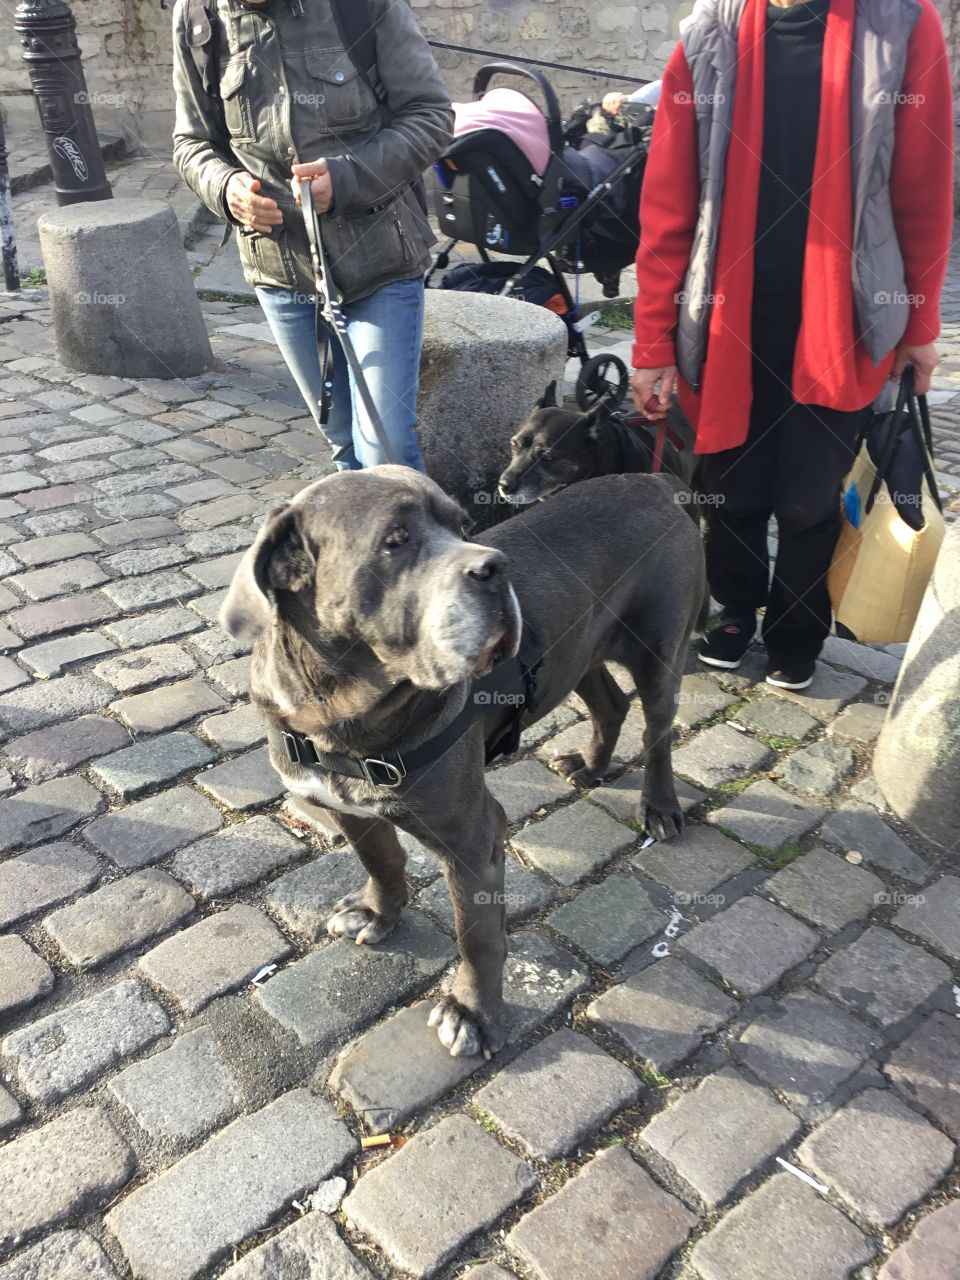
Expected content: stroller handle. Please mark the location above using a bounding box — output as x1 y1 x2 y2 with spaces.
473 61 564 163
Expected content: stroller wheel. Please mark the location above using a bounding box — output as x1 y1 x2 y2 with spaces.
576 353 628 411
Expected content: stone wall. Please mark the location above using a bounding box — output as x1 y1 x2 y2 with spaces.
2 0 175 149
410 0 689 109
0 0 690 152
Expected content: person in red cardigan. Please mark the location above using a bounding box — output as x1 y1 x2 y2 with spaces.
632 0 953 690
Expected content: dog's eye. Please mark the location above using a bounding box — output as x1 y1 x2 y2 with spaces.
382 525 409 549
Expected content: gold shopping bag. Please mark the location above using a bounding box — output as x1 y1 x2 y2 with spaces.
828 368 945 645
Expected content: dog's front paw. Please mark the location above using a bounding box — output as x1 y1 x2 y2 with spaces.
326 891 400 945
549 752 599 788
642 798 684 842
427 995 505 1060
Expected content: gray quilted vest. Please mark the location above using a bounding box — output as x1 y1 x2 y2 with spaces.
676 0 923 389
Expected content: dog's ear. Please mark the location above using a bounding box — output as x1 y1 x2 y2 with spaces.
220 505 315 643
582 397 613 442
536 380 558 409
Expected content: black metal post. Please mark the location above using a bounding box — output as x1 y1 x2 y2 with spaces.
0 113 20 292
15 0 112 205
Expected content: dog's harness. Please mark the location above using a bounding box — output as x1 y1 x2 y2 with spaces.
270 631 544 789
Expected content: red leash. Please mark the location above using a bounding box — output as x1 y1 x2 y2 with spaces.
651 419 668 474
622 411 684 475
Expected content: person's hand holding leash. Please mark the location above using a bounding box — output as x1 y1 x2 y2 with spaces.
892 341 939 395
292 158 335 214
225 172 283 233
632 365 677 419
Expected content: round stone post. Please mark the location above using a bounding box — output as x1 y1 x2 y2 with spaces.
15 0 112 205
872 519 960 849
38 198 213 378
417 290 568 529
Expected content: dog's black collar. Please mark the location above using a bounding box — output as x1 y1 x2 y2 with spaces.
270 634 543 789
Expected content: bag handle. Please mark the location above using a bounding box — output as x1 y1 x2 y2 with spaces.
864 365 914 515
906 380 943 513
865 364 942 519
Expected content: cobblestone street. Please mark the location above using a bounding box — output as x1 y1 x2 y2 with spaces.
0 147 958 1280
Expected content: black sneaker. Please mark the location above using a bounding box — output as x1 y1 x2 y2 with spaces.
765 656 816 690
698 612 756 669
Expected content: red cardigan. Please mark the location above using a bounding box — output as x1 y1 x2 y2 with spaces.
633 0 954 454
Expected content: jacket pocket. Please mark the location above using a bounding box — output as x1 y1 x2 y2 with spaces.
302 49 373 131
397 186 436 259
220 58 256 144
238 226 297 291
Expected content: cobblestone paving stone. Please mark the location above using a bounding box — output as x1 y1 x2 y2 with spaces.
0 1229 121 1280
506 1144 694 1280
884 1011 960 1140
638 1065 801 1209
797 1087 955 1227
733 989 881 1117
472 1028 641 1160
0 190 958 1278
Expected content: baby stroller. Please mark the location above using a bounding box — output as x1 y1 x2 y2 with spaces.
425 62 652 410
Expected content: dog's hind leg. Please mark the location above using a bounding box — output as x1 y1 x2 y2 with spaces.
622 648 685 841
550 664 630 788
324 812 409 944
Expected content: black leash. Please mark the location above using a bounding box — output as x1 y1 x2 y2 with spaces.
298 179 401 466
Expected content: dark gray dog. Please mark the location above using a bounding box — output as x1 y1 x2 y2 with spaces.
222 465 705 1059
499 381 697 505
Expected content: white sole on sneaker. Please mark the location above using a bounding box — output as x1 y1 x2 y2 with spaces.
698 653 743 670
765 673 814 690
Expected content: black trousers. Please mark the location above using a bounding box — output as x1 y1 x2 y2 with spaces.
699 292 869 661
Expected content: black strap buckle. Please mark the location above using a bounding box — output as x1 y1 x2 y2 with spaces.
281 731 318 767
362 756 405 787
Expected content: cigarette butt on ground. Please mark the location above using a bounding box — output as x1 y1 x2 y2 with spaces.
361 1134 393 1149
360 1132 408 1151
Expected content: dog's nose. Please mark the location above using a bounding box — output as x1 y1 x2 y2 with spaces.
498 475 515 496
465 550 506 585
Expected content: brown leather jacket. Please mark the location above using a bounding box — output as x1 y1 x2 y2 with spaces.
171 0 453 302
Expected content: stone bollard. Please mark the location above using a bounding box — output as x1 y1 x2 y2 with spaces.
417 289 568 528
873 518 960 849
38 198 213 377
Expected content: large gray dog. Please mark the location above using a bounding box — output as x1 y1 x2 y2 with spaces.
222 466 705 1059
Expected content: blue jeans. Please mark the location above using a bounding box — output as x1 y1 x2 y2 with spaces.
256 277 426 471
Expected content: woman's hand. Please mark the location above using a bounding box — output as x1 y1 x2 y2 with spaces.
631 365 677 419
892 341 939 395
292 159 335 214
602 91 628 115
225 172 283 233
